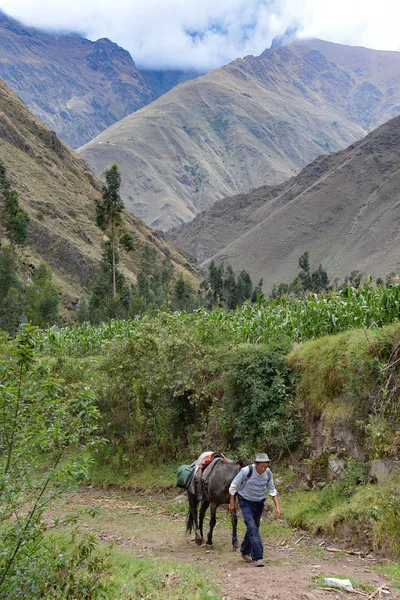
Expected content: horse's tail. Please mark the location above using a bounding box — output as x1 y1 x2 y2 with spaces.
186 508 194 534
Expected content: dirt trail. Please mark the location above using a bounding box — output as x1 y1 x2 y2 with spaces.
49 489 399 600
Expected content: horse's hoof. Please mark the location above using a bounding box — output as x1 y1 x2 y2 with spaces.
233 545 239 552
206 543 214 550
195 530 203 546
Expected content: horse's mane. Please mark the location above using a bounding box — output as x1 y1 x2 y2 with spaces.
236 458 253 467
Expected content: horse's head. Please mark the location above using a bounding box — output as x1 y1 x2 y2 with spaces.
237 458 253 468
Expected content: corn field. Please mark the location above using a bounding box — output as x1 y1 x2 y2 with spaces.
47 282 400 356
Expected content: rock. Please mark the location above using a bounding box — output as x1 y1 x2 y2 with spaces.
369 459 400 484
328 457 345 480
323 578 354 592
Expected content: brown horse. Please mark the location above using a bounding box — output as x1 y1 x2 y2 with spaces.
186 459 252 549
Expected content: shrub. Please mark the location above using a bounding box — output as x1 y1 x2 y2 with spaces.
214 342 302 458
0 325 106 598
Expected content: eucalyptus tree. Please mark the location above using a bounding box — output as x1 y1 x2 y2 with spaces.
94 164 125 299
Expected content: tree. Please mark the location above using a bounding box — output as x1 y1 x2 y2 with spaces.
344 270 363 289
270 252 330 298
297 251 312 291
171 273 197 312
88 242 131 323
0 248 24 335
94 164 124 299
0 161 30 247
311 264 330 293
24 264 59 327
76 296 90 324
237 270 253 305
223 265 237 309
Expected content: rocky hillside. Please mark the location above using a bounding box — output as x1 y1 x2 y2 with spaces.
169 115 400 291
0 77 199 314
79 38 400 230
0 11 197 148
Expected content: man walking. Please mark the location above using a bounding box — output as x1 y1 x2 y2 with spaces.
228 453 281 567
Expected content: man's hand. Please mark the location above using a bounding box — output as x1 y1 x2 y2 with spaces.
228 494 236 512
275 509 282 519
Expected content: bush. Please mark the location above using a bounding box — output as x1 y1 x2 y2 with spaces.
0 325 106 598
213 342 302 458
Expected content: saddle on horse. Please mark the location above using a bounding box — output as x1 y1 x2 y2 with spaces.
188 451 230 500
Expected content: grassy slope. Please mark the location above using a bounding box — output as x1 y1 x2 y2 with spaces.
0 78 200 316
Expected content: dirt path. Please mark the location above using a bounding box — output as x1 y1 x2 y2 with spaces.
48 489 399 600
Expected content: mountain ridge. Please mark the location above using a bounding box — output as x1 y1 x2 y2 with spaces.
168 114 400 291
79 38 400 230
0 11 198 148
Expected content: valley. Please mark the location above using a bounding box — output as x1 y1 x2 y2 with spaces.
0 8 399 600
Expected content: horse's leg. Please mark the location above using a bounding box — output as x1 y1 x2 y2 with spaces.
206 502 217 549
199 500 209 544
188 493 202 545
231 504 239 550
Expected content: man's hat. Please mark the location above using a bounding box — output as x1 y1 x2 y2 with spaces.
254 453 270 463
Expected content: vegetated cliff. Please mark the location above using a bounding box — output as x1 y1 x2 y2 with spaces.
286 324 400 557
168 115 400 291
0 77 199 315
0 11 198 148
80 38 400 230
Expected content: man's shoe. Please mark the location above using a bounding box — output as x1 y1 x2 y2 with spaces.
241 553 252 563
254 559 265 567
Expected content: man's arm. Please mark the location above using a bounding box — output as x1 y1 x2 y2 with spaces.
267 470 281 518
272 494 281 518
228 467 248 511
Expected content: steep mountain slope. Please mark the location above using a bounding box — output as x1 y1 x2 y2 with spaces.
79 38 400 230
0 77 199 314
0 11 197 148
169 115 400 291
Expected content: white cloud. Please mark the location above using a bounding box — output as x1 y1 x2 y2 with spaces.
2 0 399 70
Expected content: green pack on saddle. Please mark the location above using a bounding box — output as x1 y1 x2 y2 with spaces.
176 464 195 489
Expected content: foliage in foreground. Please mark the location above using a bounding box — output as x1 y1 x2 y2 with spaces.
102 549 220 600
0 326 106 599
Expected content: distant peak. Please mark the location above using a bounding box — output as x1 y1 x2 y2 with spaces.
270 27 298 49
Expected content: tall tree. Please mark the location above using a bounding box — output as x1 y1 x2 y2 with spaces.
94 164 124 299
0 161 30 247
0 248 24 335
24 263 59 327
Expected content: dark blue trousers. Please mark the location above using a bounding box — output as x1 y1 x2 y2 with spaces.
238 495 265 561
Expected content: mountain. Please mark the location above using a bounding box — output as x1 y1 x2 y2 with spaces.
168 115 400 291
79 38 400 230
0 11 198 148
0 76 199 315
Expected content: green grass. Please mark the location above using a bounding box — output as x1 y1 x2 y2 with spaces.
89 461 178 491
281 481 400 559
103 549 221 600
373 563 400 589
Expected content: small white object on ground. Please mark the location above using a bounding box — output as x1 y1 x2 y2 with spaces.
323 578 354 591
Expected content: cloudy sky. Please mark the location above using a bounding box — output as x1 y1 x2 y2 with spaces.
2 0 400 70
